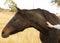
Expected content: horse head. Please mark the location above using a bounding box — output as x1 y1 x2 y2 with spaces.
2 11 31 38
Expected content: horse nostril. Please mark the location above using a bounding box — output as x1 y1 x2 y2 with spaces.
2 31 4 34
2 31 9 38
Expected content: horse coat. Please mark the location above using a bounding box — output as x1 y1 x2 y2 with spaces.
2 7 60 43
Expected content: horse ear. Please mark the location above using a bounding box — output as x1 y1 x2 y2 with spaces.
16 7 20 12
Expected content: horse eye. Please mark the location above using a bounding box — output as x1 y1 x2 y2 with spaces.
15 19 20 22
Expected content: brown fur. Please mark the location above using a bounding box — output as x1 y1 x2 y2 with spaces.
2 7 60 43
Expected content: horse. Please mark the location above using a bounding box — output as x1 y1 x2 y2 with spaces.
1 7 60 43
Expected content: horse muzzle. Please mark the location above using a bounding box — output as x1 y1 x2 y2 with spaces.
2 31 9 38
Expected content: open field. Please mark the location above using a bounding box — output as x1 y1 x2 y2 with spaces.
0 11 42 43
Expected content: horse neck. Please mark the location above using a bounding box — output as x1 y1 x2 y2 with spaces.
30 21 49 35
20 11 50 34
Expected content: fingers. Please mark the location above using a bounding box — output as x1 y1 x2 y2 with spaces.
46 21 54 28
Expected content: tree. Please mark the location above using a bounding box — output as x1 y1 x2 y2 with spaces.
52 0 60 6
5 0 60 11
5 0 17 11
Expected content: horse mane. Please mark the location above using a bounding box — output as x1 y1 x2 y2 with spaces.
41 9 60 25
16 7 60 29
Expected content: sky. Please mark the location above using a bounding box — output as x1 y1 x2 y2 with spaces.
0 0 60 14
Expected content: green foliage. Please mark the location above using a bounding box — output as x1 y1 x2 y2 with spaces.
5 0 17 12
52 0 60 6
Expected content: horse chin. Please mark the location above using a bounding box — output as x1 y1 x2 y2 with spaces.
2 33 9 38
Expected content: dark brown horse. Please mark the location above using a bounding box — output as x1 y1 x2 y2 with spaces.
2 7 60 43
